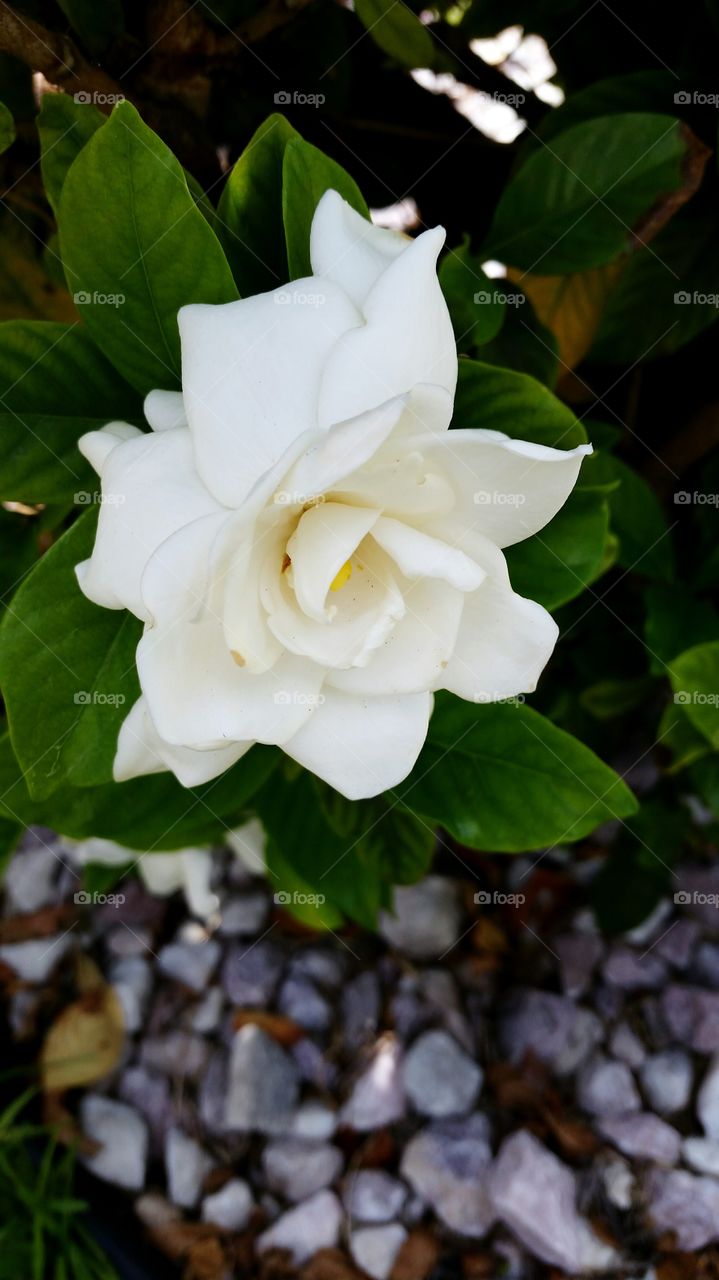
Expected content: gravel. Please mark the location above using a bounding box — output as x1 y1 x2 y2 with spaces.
225 1024 300 1134
403 1029 482 1117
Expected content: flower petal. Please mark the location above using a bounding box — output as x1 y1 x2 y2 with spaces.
287 501 381 622
78 422 144 474
76 428 223 620
310 190 408 309
327 577 464 696
434 527 559 702
371 516 486 591
144 389 187 431
178 281 361 508
114 695 251 786
318 227 457 429
284 688 432 799
416 430 592 548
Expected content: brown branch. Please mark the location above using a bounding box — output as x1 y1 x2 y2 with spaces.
0 2 125 109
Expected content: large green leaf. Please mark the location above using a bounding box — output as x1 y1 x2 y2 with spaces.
606 456 673 581
37 94 104 218
355 0 434 68
644 584 718 676
440 244 505 351
0 732 278 851
484 114 700 274
506 490 610 610
452 358 587 448
0 320 142 503
0 511 142 798
58 102 238 392
670 642 719 748
396 694 637 851
217 112 300 296
282 137 368 280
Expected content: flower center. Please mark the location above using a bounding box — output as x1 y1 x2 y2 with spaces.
329 558 352 593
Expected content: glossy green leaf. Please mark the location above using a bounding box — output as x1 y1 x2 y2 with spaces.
439 242 505 351
282 137 368 280
644 584 719 676
217 112 300 296
37 94 104 218
0 511 142 797
0 100 15 155
396 694 637 851
484 114 699 274
506 490 610 610
355 0 434 67
607 456 673 581
670 642 719 748
55 0 124 54
452 358 587 448
58 101 238 392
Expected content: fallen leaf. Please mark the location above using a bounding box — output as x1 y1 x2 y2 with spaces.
40 958 125 1092
232 1009 304 1046
391 1229 440 1280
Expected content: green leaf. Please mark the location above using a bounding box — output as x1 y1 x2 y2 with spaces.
477 284 560 387
0 100 15 155
58 101 238 392
396 694 637 851
217 112 300 296
657 700 711 772
37 94 104 218
0 732 278 851
439 243 505 351
644 584 719 676
452 358 587 448
0 508 40 610
355 0 434 67
484 114 702 274
282 137 368 280
670 642 719 748
606 456 673 581
592 798 687 933
591 205 719 363
55 0 124 54
0 320 142 503
580 675 656 720
0 511 142 798
506 489 610 610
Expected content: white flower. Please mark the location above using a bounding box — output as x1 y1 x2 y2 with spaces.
75 191 590 800
68 819 266 918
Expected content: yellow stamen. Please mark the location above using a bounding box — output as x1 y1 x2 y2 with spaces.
329 559 352 593
230 650 246 667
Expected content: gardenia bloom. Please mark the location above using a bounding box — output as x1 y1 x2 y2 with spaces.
76 191 590 800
